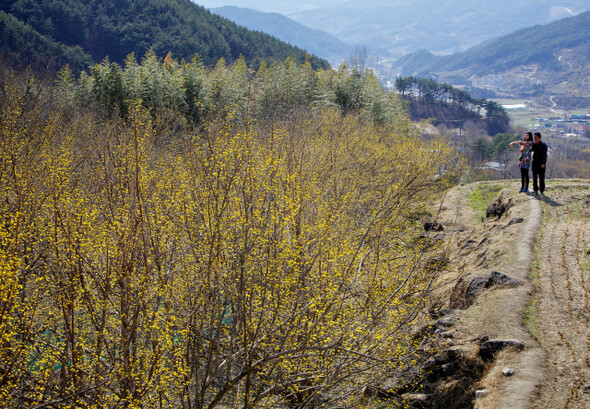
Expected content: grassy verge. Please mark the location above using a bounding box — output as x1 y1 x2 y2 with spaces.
526 210 545 340
524 297 540 340
467 183 504 223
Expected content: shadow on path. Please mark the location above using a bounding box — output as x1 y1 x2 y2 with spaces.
525 192 562 207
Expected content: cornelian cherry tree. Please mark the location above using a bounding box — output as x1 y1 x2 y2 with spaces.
0 63 460 408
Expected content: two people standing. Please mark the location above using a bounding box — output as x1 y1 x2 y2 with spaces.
509 131 548 195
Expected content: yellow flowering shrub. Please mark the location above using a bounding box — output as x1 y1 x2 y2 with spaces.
0 70 460 408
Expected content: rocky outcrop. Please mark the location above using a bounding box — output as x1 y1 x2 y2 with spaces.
505 217 524 228
449 271 522 309
486 193 514 219
479 339 525 360
362 309 488 409
366 309 489 409
486 271 521 287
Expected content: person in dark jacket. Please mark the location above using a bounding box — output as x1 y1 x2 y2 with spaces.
531 132 548 195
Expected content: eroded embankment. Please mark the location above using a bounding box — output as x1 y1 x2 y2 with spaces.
422 182 547 409
364 180 590 409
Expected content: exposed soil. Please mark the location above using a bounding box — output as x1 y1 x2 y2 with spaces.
431 178 590 408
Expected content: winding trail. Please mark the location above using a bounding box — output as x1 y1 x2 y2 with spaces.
491 182 590 408
437 180 590 408
550 95 558 113
494 195 546 409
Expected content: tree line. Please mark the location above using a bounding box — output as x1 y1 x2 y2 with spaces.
395 76 510 135
56 50 407 129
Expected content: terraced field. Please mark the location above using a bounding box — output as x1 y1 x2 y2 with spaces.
535 182 590 408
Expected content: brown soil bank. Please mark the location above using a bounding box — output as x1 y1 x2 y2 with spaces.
430 178 590 408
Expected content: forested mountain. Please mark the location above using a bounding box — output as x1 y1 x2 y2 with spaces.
392 11 590 77
210 6 352 63
0 0 329 73
389 11 590 101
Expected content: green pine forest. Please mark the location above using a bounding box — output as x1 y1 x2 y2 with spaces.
0 0 329 72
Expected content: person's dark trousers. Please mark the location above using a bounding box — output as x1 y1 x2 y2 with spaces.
520 167 529 190
532 165 545 193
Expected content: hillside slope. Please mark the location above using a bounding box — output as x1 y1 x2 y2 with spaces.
432 179 590 408
0 11 93 73
211 6 352 63
0 0 329 71
392 11 590 76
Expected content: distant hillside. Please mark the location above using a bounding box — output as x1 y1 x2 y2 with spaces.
393 76 510 135
287 0 589 58
0 0 329 72
389 11 590 103
211 6 352 64
392 11 590 76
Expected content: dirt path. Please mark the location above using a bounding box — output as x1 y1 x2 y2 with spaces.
435 179 590 408
493 189 545 409
550 95 558 113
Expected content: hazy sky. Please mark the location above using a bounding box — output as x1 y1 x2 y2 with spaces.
194 0 588 16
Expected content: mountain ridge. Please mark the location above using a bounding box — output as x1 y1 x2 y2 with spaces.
283 0 589 58
210 6 353 63
387 11 590 101
392 11 590 76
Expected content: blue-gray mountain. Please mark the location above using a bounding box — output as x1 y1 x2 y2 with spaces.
210 6 353 64
197 0 588 59
289 0 588 58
